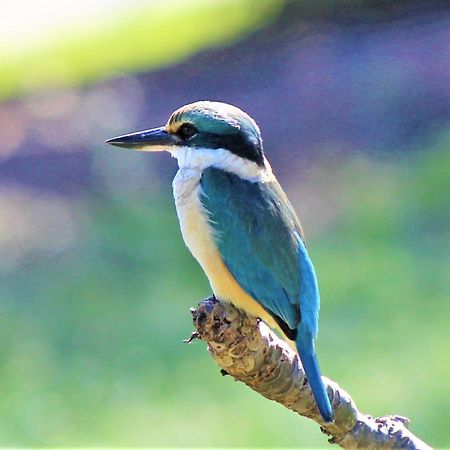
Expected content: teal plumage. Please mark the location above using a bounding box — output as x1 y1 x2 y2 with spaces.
201 167 332 422
106 100 334 423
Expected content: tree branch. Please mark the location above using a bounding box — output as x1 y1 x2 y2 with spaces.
189 297 432 450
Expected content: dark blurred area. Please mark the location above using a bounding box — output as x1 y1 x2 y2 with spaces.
0 0 448 447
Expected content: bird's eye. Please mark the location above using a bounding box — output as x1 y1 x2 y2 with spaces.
178 123 198 140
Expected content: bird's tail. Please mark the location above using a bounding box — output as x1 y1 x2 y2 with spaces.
296 329 334 423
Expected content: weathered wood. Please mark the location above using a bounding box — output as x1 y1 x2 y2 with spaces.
189 297 432 450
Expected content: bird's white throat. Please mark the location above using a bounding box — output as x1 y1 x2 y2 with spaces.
169 146 274 183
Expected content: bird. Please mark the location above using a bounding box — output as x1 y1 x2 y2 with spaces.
106 101 334 423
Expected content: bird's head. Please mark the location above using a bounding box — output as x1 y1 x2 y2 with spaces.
106 101 268 177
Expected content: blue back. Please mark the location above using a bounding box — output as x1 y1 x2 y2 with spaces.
200 167 320 338
200 167 333 422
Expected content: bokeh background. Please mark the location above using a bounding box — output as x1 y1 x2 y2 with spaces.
0 0 449 447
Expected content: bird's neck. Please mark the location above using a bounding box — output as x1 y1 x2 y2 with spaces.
170 146 274 183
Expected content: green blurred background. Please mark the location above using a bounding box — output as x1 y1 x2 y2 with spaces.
0 0 449 447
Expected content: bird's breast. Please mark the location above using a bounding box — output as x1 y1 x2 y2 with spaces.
172 168 276 328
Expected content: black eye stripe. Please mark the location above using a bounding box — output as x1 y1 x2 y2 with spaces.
200 131 264 166
178 123 198 140
175 123 264 166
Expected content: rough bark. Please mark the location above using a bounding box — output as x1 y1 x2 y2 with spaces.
188 297 432 450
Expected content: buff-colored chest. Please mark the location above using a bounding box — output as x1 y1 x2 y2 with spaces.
172 168 276 328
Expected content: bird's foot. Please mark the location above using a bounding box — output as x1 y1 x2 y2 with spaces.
183 331 201 344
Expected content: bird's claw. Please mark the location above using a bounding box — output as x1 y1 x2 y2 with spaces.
183 331 201 344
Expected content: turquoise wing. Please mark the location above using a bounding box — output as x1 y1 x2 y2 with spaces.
200 167 319 337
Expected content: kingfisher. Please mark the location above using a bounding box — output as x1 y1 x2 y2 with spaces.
106 101 334 423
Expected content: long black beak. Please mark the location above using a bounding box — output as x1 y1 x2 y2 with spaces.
105 126 180 151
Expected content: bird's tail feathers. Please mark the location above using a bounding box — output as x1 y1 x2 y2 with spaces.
296 329 334 423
